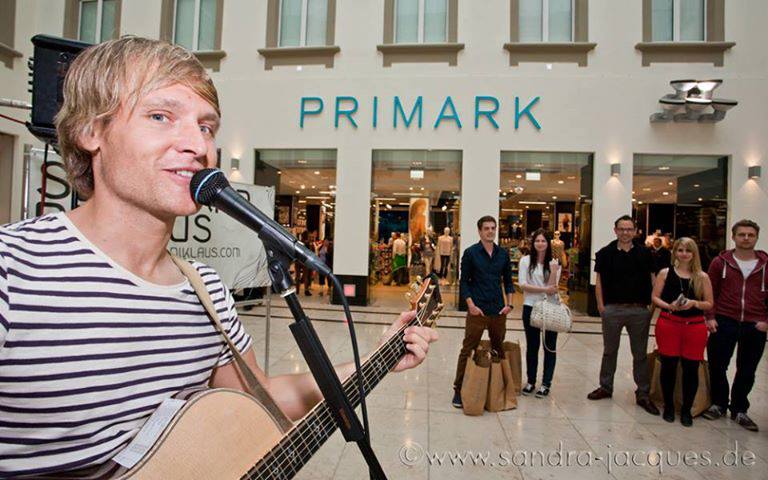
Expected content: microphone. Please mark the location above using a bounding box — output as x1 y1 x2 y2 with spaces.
190 168 332 277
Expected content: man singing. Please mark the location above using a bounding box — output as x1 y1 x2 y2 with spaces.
0 37 437 478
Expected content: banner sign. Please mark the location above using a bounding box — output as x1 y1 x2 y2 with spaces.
169 182 275 289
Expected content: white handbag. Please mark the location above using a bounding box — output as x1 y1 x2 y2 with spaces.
530 294 572 352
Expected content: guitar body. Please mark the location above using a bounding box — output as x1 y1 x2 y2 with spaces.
118 389 282 480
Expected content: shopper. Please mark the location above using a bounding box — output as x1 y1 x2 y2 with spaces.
651 238 713 427
518 229 561 398
651 237 672 271
452 216 514 408
587 215 660 416
392 232 408 286
702 220 768 432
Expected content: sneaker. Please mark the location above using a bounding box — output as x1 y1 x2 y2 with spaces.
451 391 463 409
702 405 726 420
522 383 535 396
535 385 550 398
587 387 612 400
731 412 759 432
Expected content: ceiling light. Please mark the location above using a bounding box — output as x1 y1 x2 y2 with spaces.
642 187 652 191
297 160 307 164
441 205 447 211
300 184 306 189
557 180 565 184
525 170 541 181
515 174 522 179
329 185 336 189
314 171 320 175
295 190 300 194
693 184 700 187
662 192 669 196
420 187 424 191
277 170 282 175
567 176 576 180
658 166 670 171
667 181 674 186
385 204 392 210
305 196 330 200
519 201 547 205
410 168 424 180
698 197 703 202
409 187 413 191
552 196 558 200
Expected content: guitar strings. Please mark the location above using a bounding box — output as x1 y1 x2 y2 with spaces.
247 298 439 480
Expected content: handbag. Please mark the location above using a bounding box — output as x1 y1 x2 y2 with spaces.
530 294 572 353
531 294 572 333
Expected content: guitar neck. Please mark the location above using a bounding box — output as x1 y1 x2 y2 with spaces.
243 318 418 480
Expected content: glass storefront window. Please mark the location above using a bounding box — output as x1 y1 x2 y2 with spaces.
370 150 462 309
499 151 593 315
633 154 728 270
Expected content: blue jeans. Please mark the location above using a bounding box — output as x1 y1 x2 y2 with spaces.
522 305 558 387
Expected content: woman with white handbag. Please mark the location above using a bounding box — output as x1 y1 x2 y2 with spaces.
518 229 562 398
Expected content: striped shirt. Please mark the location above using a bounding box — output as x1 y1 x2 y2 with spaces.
0 213 252 478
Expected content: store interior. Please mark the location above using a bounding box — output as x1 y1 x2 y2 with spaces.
498 151 594 316
368 150 462 309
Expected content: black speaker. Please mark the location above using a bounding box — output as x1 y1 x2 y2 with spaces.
27 35 91 145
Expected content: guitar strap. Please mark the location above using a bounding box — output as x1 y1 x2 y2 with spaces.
171 255 293 433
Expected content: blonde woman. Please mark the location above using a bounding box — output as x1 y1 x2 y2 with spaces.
651 237 714 427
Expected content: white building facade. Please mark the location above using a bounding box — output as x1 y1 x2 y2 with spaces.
1 0 767 308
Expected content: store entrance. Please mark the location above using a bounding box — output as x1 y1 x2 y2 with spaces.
369 150 462 310
499 152 594 316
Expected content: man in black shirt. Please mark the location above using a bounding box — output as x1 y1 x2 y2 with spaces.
587 215 660 416
452 216 514 408
650 237 672 271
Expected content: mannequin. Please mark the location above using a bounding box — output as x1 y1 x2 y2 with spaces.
421 226 436 274
552 230 567 268
437 227 454 279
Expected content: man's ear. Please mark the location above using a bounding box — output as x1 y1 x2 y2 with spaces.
77 118 106 155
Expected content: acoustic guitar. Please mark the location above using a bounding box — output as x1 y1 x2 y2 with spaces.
113 276 443 479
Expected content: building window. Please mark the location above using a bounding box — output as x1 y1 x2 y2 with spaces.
174 0 218 51
278 0 328 47
62 0 120 44
378 0 462 67
637 0 732 66
506 0 593 67
0 0 23 69
395 0 448 43
259 0 339 70
519 0 573 42
652 0 705 42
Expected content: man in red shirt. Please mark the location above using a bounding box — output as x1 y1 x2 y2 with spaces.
703 220 768 431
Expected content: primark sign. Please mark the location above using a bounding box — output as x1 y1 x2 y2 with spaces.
299 95 542 130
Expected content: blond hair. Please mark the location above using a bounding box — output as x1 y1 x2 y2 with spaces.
672 237 705 300
55 36 220 199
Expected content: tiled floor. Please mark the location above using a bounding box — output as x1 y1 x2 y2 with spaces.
237 296 768 480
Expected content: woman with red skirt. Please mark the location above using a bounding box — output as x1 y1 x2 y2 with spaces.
651 237 714 426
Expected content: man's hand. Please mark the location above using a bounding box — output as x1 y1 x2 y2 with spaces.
598 303 605 315
499 305 512 316
756 321 768 333
468 304 485 316
706 319 718 333
378 310 439 373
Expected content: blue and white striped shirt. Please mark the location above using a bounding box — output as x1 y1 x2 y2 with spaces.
0 213 252 478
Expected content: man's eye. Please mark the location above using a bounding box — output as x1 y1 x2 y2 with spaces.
150 113 168 122
200 125 213 135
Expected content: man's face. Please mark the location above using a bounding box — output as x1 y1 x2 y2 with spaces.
88 83 220 220
733 227 758 250
478 221 496 242
614 220 636 243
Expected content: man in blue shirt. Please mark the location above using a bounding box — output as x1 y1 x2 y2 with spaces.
452 216 514 408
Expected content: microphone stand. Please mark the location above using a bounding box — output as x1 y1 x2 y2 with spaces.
262 242 387 480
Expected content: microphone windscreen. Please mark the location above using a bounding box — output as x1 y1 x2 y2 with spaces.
191 168 229 205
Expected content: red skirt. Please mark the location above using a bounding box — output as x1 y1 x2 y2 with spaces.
654 311 707 361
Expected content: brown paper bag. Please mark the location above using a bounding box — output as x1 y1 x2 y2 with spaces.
649 349 712 417
503 341 523 395
480 339 523 396
461 349 491 416
485 353 506 412
500 354 519 410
